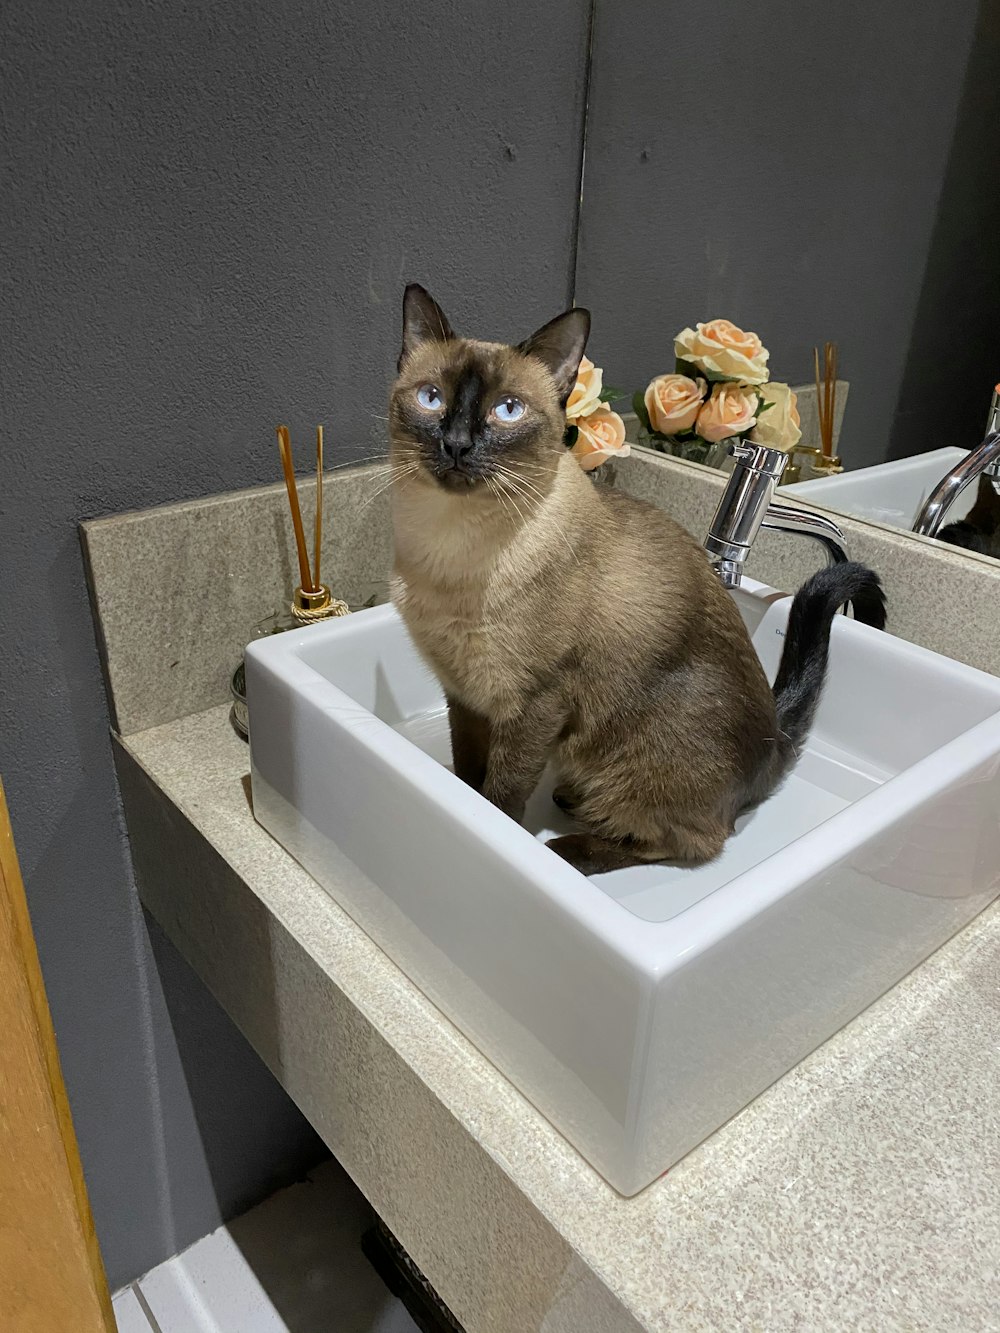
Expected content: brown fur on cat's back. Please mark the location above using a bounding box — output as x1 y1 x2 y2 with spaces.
388 285 788 872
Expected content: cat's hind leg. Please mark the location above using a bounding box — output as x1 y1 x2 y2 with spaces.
551 781 584 814
546 833 638 873
547 820 728 874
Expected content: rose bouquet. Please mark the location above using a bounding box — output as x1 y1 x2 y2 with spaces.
633 319 801 468
565 357 630 471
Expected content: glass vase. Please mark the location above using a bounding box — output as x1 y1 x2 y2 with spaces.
644 434 732 471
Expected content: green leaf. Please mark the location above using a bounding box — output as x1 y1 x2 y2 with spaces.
631 390 651 431
758 399 774 414
675 357 706 381
599 385 625 404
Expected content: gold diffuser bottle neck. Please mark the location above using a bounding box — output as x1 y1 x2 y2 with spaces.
290 582 349 625
293 585 332 613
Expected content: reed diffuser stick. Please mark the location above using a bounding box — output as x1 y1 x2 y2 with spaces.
313 425 323 591
814 341 839 458
276 425 317 592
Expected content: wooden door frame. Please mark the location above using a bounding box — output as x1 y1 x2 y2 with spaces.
0 778 115 1331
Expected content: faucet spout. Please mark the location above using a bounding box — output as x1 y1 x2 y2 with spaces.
912 429 1000 537
760 503 850 566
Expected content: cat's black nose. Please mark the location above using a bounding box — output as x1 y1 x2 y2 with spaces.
441 433 474 464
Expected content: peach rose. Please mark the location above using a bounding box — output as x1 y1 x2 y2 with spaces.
644 373 707 436
675 319 769 384
695 383 758 443
566 355 603 419
572 409 630 471
750 381 801 450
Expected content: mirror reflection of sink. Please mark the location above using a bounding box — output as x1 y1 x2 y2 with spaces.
784 446 972 531
245 577 1000 1195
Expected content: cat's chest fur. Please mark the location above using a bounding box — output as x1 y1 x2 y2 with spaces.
393 573 541 718
391 485 558 718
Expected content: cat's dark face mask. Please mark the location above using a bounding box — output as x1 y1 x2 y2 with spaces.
389 284 590 494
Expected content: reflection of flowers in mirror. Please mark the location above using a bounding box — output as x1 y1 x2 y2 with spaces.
633 318 802 464
675 319 769 385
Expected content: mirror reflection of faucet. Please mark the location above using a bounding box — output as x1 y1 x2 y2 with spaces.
912 387 1000 545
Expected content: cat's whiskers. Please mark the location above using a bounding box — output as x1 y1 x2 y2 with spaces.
356 460 421 514
496 464 559 509
492 474 531 532
485 475 523 533
491 460 558 511
352 460 400 484
492 466 579 564
299 451 395 478
493 474 538 525
498 484 579 566
491 460 546 494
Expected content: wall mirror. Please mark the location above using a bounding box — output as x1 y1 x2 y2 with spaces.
576 1 1000 566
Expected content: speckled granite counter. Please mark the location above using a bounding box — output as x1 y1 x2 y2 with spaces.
116 703 1000 1333
83 453 1000 1331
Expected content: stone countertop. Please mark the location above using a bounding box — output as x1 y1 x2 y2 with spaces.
119 703 1000 1333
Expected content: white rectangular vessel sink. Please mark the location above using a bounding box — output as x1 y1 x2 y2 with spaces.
246 578 1000 1194
784 446 971 531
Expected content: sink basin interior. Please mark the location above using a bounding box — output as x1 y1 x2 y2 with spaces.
292 583 999 925
390 706 880 924
784 446 973 529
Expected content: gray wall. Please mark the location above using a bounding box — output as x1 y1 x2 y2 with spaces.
1 0 589 1288
577 0 996 469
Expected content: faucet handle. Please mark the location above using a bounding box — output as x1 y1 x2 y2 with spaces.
729 440 789 481
705 440 790 586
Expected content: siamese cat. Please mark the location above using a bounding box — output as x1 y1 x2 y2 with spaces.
389 285 886 874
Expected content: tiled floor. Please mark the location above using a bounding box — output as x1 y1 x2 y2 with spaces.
112 1160 419 1333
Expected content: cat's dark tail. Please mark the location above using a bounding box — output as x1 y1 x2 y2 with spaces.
772 562 886 750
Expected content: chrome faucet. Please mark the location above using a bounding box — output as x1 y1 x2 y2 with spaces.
705 441 849 589
912 393 1000 537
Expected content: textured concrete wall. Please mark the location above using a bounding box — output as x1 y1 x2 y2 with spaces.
577 0 998 469
1 0 588 1285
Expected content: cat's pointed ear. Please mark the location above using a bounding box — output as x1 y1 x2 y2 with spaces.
399 284 455 370
518 307 591 404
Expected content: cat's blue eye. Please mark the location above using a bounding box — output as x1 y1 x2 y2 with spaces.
416 384 444 410
494 396 525 423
